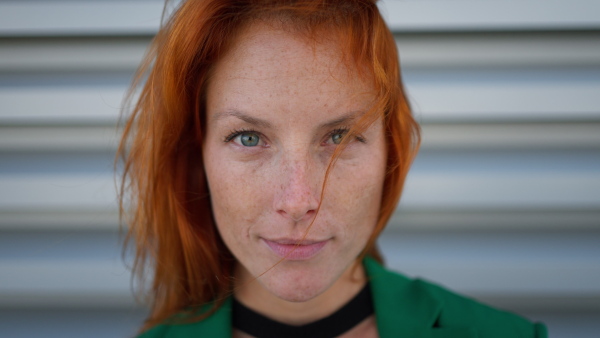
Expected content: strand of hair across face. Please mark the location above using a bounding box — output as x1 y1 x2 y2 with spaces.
230 106 381 296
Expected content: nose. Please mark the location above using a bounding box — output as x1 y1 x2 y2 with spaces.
274 158 320 223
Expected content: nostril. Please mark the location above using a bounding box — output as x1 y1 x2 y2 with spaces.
278 209 316 223
293 210 314 222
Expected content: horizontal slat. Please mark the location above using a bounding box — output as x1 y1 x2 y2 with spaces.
1 1 599 37
0 308 145 338
0 87 125 124
389 209 600 231
0 210 118 231
408 80 600 122
397 32 600 69
0 2 163 37
3 32 599 72
2 123 598 152
1 172 598 211
0 261 135 308
0 175 116 210
402 173 600 208
391 260 600 298
420 123 600 150
3 208 599 232
0 38 148 72
2 81 599 124
0 126 120 151
380 0 600 31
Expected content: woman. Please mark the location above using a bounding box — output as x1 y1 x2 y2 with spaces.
118 1 547 337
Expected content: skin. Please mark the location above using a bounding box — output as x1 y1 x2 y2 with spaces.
203 23 386 337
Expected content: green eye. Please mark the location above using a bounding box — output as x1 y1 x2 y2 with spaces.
331 131 346 145
240 132 260 146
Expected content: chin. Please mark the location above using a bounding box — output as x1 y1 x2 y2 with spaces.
260 263 336 302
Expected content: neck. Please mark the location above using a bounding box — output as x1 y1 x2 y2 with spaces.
233 259 366 326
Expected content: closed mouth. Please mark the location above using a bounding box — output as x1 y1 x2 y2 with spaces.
262 238 328 260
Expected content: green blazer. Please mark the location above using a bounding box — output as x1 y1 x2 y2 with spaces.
140 257 547 338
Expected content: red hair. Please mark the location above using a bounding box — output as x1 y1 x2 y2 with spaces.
118 0 420 332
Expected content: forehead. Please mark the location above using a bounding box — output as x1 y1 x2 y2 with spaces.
206 23 374 121
219 24 346 78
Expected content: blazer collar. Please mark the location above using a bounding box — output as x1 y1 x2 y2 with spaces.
164 298 232 338
364 256 477 338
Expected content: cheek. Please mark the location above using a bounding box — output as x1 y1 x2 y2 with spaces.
323 150 386 232
203 146 275 230
330 168 383 216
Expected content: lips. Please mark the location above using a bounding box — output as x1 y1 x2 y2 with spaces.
263 238 328 260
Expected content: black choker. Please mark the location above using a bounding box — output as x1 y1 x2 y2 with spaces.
232 283 374 338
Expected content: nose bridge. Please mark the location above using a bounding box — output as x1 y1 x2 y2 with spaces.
276 150 321 221
284 150 320 199
287 156 316 193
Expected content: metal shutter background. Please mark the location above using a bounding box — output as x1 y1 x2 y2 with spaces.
1 1 599 337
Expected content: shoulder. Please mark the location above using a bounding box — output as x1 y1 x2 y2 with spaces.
415 278 547 338
364 256 547 338
136 299 233 338
137 324 170 338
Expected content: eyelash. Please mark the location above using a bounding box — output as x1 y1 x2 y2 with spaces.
223 128 260 143
326 127 366 144
223 127 366 144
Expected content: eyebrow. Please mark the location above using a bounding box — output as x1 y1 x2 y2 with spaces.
319 110 364 130
213 109 364 129
213 110 273 129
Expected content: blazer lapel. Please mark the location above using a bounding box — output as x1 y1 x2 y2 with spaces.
164 298 232 338
430 328 479 338
364 257 477 338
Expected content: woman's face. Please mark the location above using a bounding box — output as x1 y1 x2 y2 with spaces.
203 24 387 302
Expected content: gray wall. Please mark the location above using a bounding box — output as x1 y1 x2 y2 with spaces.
1 1 599 337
